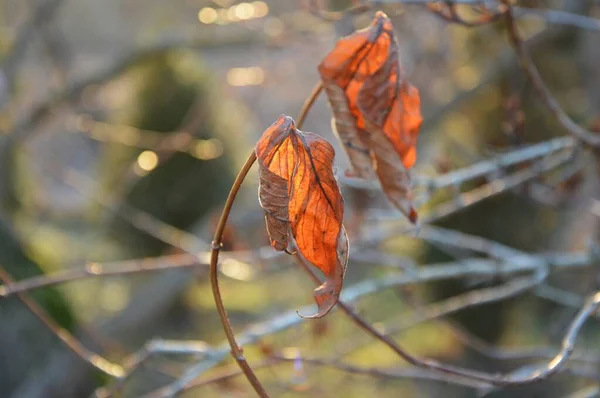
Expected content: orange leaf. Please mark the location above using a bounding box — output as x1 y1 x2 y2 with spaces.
256 115 349 318
318 11 422 223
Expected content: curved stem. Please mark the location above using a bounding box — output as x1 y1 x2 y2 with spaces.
296 81 323 130
210 150 268 397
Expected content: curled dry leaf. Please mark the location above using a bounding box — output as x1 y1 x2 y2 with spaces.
256 115 349 318
319 11 422 223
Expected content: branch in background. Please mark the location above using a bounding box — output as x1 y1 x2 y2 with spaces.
59 167 209 253
559 385 600 398
418 137 575 191
94 339 213 398
417 225 525 259
0 0 66 108
360 147 575 248
180 350 489 395
536 284 586 309
427 2 506 27
447 321 589 363
342 135 575 199
8 29 263 142
0 245 419 298
0 254 202 298
503 3 600 148
381 273 546 342
0 264 124 378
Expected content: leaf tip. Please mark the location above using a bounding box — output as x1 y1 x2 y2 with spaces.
298 280 340 319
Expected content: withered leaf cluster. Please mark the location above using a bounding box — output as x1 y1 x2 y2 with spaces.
256 12 421 317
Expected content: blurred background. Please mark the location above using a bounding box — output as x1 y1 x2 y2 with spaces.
0 0 599 397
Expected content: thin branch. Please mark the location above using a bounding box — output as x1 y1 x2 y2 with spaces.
384 273 545 337
296 81 323 130
0 264 124 378
427 2 506 27
181 352 489 394
536 284 586 309
94 339 213 398
529 291 600 381
362 146 574 229
0 254 201 298
513 7 600 33
418 136 575 191
503 3 600 148
446 321 567 362
417 225 524 259
0 246 417 298
560 385 600 398
181 359 278 392
342 136 575 197
273 354 489 388
208 150 268 397
9 29 262 143
0 0 65 105
62 168 208 253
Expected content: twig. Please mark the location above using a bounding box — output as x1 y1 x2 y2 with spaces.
536 284 586 309
0 0 65 107
385 273 545 337
503 3 600 148
561 385 600 398
208 150 268 397
529 291 600 381
181 359 278 392
417 137 575 190
9 29 262 143
417 225 524 259
362 146 574 228
427 2 506 27
0 264 124 378
182 352 489 394
273 354 489 388
342 136 575 197
62 168 207 253
513 7 600 33
94 339 212 398
0 254 201 298
0 246 417 299
296 81 323 130
446 321 563 362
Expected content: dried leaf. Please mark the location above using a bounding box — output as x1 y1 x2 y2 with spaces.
318 11 422 222
256 115 349 318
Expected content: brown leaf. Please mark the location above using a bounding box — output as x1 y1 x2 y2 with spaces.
256 115 348 318
318 11 422 223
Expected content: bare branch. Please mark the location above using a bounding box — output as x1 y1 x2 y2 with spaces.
0 0 65 103
0 264 124 378
503 3 600 148
0 254 202 298
9 29 262 143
